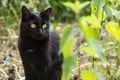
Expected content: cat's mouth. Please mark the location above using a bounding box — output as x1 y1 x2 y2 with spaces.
32 34 43 40
36 34 43 40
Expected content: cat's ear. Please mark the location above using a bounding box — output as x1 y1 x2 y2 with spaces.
41 7 52 18
21 6 31 19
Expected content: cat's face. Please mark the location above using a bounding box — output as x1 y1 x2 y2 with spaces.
20 6 52 40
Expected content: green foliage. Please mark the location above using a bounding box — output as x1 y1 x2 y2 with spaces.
62 56 76 80
62 0 90 14
60 24 76 80
106 22 120 41
80 38 107 62
91 0 106 17
0 0 76 29
0 0 43 28
90 38 107 62
81 69 97 80
60 24 73 54
1 0 120 80
118 44 120 60
81 68 106 80
78 16 100 43
82 46 95 57
92 68 106 80
116 69 120 79
76 0 120 79
111 9 120 19
49 0 75 22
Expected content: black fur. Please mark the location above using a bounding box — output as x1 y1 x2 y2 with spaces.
18 6 63 80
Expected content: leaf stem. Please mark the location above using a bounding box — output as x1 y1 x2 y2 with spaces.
92 57 95 68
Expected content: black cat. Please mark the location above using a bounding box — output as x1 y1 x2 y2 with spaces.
18 6 63 80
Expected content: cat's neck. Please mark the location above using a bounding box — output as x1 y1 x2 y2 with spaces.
20 33 50 44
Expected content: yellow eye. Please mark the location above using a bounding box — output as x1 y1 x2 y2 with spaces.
31 24 36 28
42 24 47 29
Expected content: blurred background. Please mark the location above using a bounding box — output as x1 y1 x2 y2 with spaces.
0 0 120 80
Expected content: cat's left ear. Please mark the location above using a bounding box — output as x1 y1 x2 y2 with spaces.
41 7 52 18
21 5 31 19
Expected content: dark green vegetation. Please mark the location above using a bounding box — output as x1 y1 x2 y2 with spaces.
0 0 120 80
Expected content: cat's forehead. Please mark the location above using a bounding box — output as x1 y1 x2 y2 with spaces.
31 12 41 18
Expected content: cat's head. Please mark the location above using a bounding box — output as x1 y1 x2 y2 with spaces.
20 6 52 40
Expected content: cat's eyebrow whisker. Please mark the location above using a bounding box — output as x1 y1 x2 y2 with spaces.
26 49 34 52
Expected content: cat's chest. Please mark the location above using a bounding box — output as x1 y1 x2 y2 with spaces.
22 43 48 54
19 39 48 55
20 41 50 63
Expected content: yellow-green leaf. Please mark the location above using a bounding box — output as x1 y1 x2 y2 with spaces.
62 1 79 13
91 0 106 17
90 38 107 62
62 56 76 80
62 38 73 58
106 22 120 41
78 18 100 43
85 16 101 28
98 11 106 21
81 69 97 80
62 1 90 14
81 68 106 80
82 47 95 57
60 24 73 54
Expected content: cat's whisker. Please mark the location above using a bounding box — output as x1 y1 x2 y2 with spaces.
26 49 34 52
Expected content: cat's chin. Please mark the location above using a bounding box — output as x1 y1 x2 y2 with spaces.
34 38 42 40
32 37 43 40
31 36 43 40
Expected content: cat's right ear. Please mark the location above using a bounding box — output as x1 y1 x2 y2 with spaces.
21 6 31 19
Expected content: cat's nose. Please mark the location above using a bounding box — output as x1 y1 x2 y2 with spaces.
39 29 43 37
38 32 42 37
39 29 43 34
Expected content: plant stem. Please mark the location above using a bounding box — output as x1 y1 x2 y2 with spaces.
117 57 119 70
117 42 120 70
92 57 95 68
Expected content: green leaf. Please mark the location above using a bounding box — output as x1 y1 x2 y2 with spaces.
98 11 106 21
60 24 73 54
111 9 120 20
91 68 106 80
81 68 106 80
91 0 106 17
106 22 120 41
78 18 100 43
78 17 89 33
108 0 117 3
62 56 76 80
62 1 79 13
81 69 97 80
62 38 74 58
90 38 107 62
79 1 90 10
60 24 76 80
62 1 90 14
85 16 101 28
88 28 100 40
82 47 95 57
116 69 120 79
2 0 8 7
